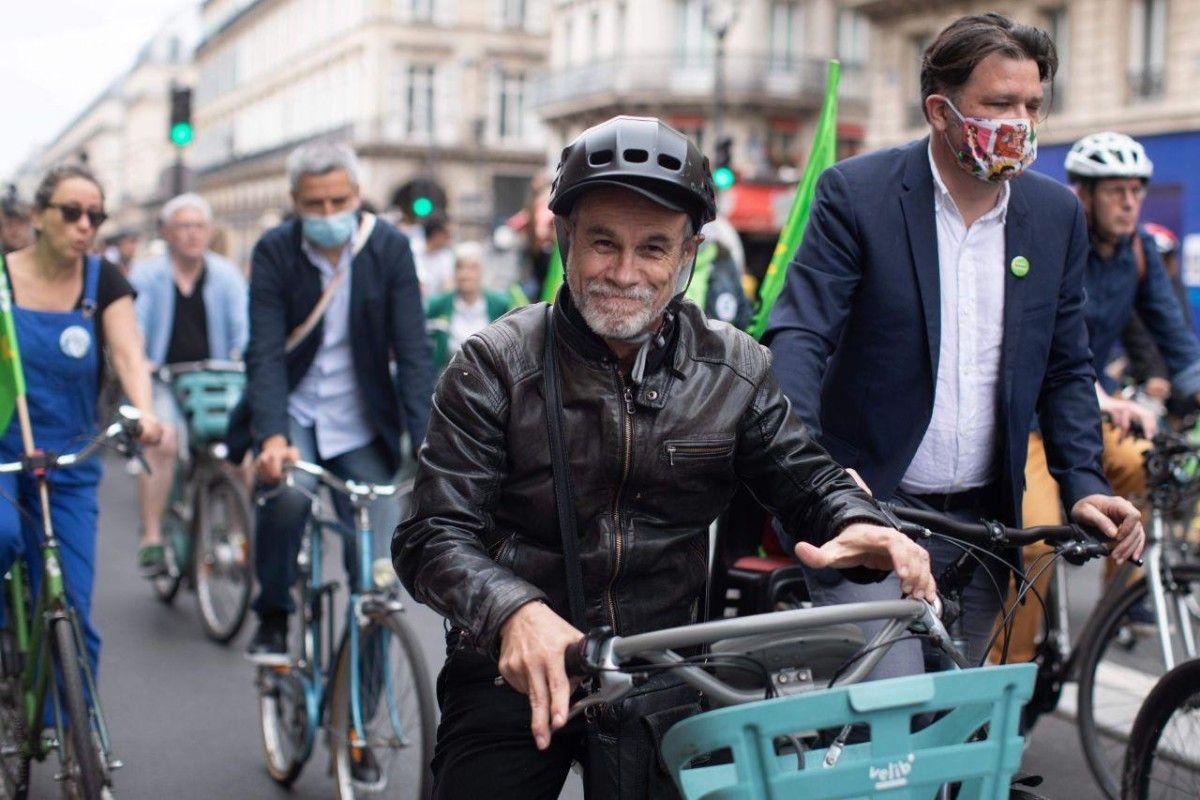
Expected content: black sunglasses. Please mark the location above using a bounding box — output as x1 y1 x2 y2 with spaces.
47 203 108 228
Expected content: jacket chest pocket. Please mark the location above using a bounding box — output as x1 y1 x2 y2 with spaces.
661 437 736 472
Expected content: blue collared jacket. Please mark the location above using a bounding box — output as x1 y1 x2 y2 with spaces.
130 252 249 365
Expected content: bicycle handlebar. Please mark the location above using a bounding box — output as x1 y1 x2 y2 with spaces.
0 406 144 475
267 460 411 505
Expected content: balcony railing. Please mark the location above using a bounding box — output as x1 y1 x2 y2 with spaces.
534 54 867 117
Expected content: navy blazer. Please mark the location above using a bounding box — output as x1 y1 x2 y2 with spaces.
764 138 1109 525
227 215 433 474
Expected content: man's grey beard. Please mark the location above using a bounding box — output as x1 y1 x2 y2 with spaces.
571 276 664 341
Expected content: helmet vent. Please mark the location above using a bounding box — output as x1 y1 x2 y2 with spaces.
588 149 614 166
657 154 682 171
623 148 649 163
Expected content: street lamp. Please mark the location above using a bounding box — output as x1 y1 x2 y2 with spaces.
702 0 743 156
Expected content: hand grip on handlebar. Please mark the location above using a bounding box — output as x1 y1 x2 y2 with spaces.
565 625 613 679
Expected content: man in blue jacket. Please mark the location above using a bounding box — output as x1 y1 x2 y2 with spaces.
131 192 248 576
229 143 433 694
764 13 1144 674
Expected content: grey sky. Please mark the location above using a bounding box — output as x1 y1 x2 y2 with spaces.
0 1 189 181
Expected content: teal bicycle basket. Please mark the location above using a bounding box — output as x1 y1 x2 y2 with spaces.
171 369 245 444
660 663 1036 800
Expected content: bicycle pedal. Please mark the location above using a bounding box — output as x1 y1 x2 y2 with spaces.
108 758 124 771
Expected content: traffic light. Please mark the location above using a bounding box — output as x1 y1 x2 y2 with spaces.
412 196 434 218
713 137 735 190
169 87 193 148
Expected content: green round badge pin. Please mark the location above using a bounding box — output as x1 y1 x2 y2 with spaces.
1010 256 1030 278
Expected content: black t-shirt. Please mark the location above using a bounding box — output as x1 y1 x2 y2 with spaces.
7 258 135 353
164 268 210 365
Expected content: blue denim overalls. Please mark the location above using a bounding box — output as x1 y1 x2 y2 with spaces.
0 255 103 676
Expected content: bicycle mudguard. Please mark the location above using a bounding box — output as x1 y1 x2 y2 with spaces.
660 663 1036 800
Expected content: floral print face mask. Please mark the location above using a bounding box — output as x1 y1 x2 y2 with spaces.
942 98 1038 183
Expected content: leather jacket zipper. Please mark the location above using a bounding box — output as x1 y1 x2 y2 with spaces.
607 375 635 631
666 442 735 466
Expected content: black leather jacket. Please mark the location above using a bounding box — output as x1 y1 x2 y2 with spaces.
393 290 889 655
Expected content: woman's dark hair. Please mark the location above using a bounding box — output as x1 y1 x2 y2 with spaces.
920 13 1058 119
33 163 105 210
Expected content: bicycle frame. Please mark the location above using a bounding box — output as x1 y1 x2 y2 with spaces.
268 466 409 764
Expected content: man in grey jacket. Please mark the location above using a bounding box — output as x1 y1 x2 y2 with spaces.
130 192 248 576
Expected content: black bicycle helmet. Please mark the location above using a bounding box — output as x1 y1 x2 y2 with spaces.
549 116 717 230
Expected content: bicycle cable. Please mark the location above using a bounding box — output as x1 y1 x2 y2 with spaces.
826 633 938 687
982 549 1062 664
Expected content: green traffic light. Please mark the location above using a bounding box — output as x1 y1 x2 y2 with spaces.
412 196 434 217
713 167 735 190
170 122 194 147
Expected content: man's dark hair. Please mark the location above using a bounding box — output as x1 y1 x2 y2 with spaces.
920 12 1058 119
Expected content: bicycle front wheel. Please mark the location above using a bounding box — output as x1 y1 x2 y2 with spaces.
329 608 436 800
194 473 252 643
1121 658 1200 799
50 617 105 800
1076 563 1200 799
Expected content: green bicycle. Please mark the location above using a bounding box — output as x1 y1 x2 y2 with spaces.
0 406 143 799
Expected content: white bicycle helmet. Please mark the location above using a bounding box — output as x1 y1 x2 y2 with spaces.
1064 132 1153 182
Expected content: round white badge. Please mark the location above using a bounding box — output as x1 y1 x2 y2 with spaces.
59 325 92 359
714 292 739 323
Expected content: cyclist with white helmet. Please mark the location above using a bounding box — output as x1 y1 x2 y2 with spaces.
994 132 1200 663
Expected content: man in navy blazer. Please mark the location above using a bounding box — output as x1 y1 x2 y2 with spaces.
765 13 1144 672
228 142 433 692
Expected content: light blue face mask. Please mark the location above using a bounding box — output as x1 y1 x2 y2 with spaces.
302 209 357 249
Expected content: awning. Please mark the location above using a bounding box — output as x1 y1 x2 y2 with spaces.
725 182 796 234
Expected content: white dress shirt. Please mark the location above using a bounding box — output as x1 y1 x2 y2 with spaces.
448 295 490 355
288 235 375 460
899 146 1010 494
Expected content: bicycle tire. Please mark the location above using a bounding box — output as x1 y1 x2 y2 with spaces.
195 472 252 643
50 616 105 800
150 509 187 604
1076 562 1200 800
1121 658 1200 799
258 665 308 787
329 609 436 800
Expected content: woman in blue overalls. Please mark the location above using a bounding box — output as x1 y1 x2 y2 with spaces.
0 164 161 682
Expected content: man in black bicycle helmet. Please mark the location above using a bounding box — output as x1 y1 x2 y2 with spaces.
396 115 936 799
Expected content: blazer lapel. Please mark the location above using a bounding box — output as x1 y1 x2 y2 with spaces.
898 140 941 380
1001 182 1031 401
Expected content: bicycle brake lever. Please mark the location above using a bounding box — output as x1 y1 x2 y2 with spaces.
566 671 633 723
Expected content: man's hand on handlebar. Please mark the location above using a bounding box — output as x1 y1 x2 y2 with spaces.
255 435 301 485
497 600 584 751
793 522 937 603
1070 494 1145 564
135 412 163 446
1099 391 1157 440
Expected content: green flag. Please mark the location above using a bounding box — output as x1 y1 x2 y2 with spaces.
540 242 564 304
747 60 841 340
0 256 25 433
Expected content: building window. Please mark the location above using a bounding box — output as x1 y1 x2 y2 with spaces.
406 65 436 138
767 121 799 168
1128 0 1166 99
495 69 527 141
615 2 626 56
837 124 864 161
1045 7 1068 111
677 0 711 68
769 2 802 72
499 0 527 29
836 9 867 66
907 34 931 128
407 0 434 21
589 9 600 63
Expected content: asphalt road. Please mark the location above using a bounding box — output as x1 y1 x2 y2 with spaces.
24 458 1115 798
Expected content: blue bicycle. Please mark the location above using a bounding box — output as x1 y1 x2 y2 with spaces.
254 461 435 799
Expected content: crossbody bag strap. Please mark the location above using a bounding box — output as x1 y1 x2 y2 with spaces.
284 212 377 354
542 305 588 630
